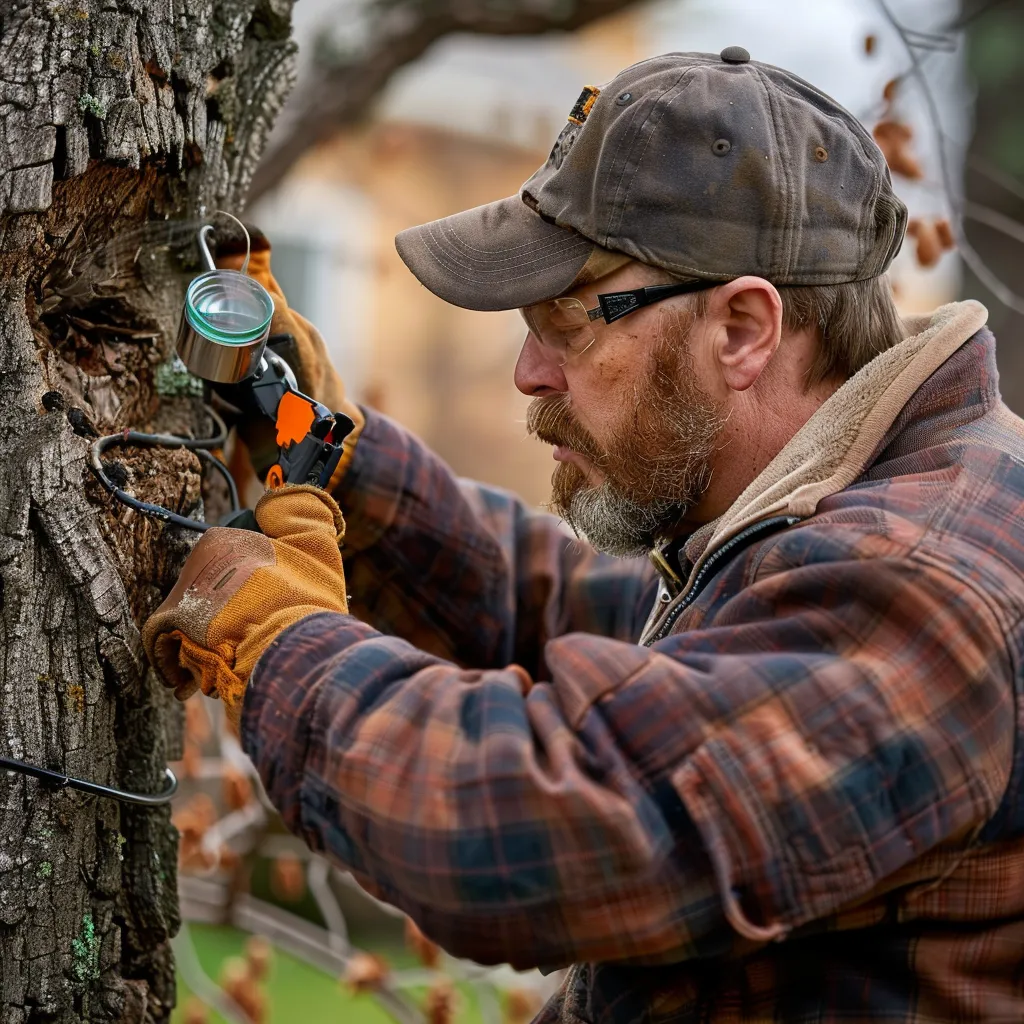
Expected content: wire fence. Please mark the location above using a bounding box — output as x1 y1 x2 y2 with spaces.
171 697 560 1024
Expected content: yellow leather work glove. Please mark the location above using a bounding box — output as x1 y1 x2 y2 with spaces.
142 485 349 724
216 228 365 487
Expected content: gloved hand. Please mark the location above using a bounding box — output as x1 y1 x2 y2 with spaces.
216 227 365 487
143 485 349 724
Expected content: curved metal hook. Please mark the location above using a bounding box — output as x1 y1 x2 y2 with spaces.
197 211 252 276
198 224 217 272
0 757 178 807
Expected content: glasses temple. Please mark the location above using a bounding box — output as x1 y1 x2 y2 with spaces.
597 279 719 324
642 280 715 302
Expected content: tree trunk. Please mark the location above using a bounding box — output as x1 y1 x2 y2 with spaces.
0 2 295 1020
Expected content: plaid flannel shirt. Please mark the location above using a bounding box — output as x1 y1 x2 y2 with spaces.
242 324 1024 1022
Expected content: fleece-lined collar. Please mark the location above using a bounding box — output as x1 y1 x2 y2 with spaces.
648 299 989 596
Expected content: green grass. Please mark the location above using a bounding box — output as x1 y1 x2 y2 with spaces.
173 923 485 1024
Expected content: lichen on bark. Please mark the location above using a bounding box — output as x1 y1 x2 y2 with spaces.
0 0 296 1019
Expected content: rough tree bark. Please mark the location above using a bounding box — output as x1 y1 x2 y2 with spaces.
0 1 296 1020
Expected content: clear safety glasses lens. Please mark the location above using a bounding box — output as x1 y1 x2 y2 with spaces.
520 298 597 364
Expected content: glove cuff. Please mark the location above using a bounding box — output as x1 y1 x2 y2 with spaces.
150 630 246 709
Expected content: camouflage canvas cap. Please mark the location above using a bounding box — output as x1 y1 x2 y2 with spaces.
395 48 908 311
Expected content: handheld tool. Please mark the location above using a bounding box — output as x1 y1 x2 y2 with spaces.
91 215 355 532
176 218 355 491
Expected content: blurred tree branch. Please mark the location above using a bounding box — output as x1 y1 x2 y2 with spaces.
247 0 645 202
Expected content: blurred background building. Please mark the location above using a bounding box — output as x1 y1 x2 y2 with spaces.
248 0 985 508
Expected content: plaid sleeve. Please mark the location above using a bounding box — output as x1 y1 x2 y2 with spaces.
332 408 657 675
241 522 1014 969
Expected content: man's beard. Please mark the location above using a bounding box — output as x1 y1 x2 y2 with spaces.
526 315 726 557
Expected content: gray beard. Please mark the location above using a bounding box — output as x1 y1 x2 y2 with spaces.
562 479 690 558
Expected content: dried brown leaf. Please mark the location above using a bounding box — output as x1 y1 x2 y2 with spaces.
220 954 266 1023
344 952 391 993
180 741 202 779
182 997 209 1024
505 988 542 1024
245 935 273 980
223 765 253 810
217 845 241 872
404 917 441 968
185 697 212 742
424 979 459 1024
873 120 924 180
269 854 306 902
913 220 943 268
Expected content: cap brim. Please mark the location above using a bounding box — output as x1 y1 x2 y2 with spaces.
395 195 595 311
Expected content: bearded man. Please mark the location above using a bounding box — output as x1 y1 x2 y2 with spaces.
146 50 1024 1021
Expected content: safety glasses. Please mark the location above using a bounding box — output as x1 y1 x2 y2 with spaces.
520 280 715 365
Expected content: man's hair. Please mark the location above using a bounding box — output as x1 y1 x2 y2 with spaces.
777 278 906 385
680 275 906 387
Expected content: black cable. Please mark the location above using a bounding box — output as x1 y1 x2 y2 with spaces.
90 406 239 533
0 757 178 806
197 449 240 513
16 408 238 805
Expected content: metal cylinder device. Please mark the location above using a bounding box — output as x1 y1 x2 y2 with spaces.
176 221 275 384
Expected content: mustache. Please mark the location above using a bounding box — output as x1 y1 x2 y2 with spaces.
525 394 604 463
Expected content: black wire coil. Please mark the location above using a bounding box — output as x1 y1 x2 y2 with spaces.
88 406 239 532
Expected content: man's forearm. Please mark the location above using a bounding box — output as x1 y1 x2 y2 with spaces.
241 609 729 970
334 407 657 675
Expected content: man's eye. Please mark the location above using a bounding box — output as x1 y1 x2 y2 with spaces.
560 326 592 351
549 310 586 330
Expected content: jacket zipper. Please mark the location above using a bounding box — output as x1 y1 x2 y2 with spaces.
644 515 801 646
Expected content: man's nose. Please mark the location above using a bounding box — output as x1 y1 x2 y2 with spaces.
514 333 568 396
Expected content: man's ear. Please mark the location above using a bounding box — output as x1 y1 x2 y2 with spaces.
705 277 783 392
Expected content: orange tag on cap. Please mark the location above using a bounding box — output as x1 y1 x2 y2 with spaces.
568 85 600 125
